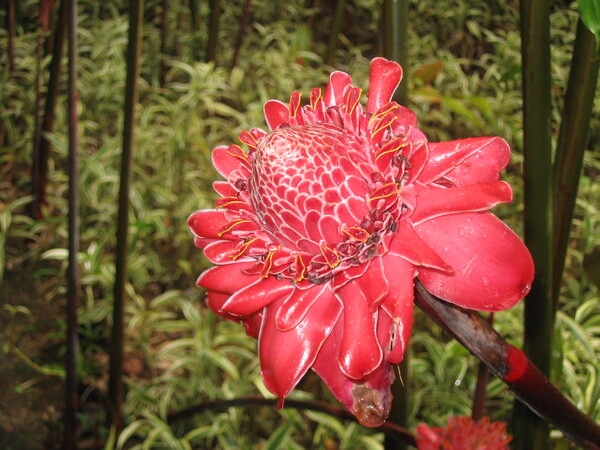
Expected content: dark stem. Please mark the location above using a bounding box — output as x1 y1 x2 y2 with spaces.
167 395 416 446
31 0 67 220
63 0 80 447
7 0 15 74
382 2 410 448
382 0 409 104
471 313 493 421
230 0 251 70
109 0 145 434
517 0 554 446
324 0 346 66
552 19 600 301
414 281 600 449
206 0 221 63
159 0 168 87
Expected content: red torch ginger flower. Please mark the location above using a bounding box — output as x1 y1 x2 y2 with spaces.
188 58 534 427
416 416 512 449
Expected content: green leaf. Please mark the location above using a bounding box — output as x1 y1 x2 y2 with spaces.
578 0 600 48
264 422 293 450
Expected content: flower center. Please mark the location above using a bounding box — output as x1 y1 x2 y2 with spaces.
247 123 404 283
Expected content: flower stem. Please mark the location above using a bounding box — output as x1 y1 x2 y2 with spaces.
414 281 600 448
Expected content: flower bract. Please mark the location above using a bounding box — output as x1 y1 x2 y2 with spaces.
188 58 534 427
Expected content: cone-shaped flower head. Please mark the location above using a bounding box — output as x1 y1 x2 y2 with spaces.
188 58 534 427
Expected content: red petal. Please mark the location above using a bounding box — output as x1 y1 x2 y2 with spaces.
259 289 342 402
275 283 332 331
352 257 389 310
211 144 250 180
213 181 236 197
188 209 228 239
336 284 382 379
380 254 415 363
388 223 452 271
415 212 534 310
264 100 290 130
222 276 295 315
366 58 403 113
418 137 510 186
311 321 394 427
197 262 259 293
324 71 353 107
202 240 242 264
410 181 513 225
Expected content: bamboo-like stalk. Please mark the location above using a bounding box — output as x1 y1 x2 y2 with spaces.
206 0 221 62
414 282 600 449
324 0 347 66
30 17 49 218
31 0 67 220
230 0 251 70
109 0 145 434
553 20 600 302
63 0 80 446
159 0 168 86
383 0 408 103
189 0 200 60
7 0 15 74
514 0 553 447
382 1 410 448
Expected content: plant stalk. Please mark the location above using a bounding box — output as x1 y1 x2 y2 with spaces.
515 0 553 447
206 0 221 62
553 19 600 302
230 0 251 70
325 0 347 66
64 0 80 446
109 0 144 434
382 1 410 447
31 0 67 219
414 282 600 449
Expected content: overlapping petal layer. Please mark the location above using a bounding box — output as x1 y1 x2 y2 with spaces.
189 58 534 426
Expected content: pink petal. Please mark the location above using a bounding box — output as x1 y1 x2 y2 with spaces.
415 212 534 310
213 181 237 197
202 240 243 264
188 209 228 239
336 283 383 379
263 100 290 130
259 289 342 404
410 181 513 225
324 71 353 107
211 145 250 179
366 58 403 113
352 257 390 310
311 321 394 428
275 283 332 331
208 291 263 338
418 137 511 186
380 254 415 363
197 262 258 293
388 223 452 271
222 276 295 315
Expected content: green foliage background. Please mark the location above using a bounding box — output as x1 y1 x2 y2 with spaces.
0 0 598 448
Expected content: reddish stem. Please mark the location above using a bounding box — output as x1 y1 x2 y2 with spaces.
414 281 600 449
